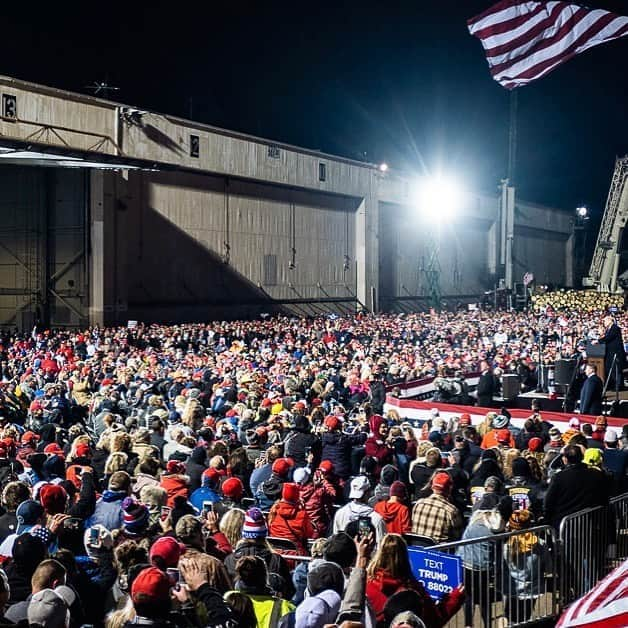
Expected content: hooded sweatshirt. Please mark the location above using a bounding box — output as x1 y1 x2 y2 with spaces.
268 499 314 554
366 568 464 628
365 416 393 475
373 499 411 534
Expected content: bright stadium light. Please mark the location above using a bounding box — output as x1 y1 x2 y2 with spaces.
379 162 389 172
413 175 464 222
576 206 588 218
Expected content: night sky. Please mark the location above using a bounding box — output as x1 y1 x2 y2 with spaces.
3 1 627 215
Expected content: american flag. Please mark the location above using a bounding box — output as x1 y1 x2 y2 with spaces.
556 557 628 627
468 1 628 89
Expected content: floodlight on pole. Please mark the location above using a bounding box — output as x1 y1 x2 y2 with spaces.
413 175 464 310
379 162 389 173
576 206 588 218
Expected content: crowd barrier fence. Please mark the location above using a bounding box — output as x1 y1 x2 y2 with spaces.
271 494 628 626
430 526 559 627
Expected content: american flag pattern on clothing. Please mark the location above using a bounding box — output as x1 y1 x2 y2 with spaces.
468 1 628 89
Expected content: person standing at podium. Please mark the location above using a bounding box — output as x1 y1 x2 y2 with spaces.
579 364 603 416
596 315 626 391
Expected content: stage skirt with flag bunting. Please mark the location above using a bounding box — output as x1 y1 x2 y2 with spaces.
467 0 628 89
556 557 628 627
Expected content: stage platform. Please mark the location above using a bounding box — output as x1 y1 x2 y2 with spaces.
384 395 628 430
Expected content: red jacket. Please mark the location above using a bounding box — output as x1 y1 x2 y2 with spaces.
366 568 464 628
364 437 393 474
300 478 337 538
159 473 189 508
268 500 314 554
373 499 411 534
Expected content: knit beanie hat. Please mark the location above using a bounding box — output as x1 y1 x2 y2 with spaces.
122 497 150 535
242 507 268 539
389 480 406 499
380 464 398 486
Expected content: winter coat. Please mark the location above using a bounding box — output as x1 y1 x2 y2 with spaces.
505 476 544 516
366 568 464 628
373 499 411 534
186 447 208 492
85 490 127 531
300 480 337 538
364 437 393 476
159 473 190 508
481 428 515 449
74 555 117 623
255 473 284 511
543 462 609 529
268 500 314 554
283 425 320 468
332 501 387 544
224 541 295 600
321 431 366 480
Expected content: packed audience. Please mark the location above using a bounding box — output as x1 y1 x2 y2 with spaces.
0 309 622 627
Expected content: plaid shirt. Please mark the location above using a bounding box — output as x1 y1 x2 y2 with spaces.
411 493 463 544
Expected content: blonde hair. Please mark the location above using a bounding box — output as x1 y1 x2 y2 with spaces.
105 596 135 628
104 452 128 476
219 508 245 549
182 400 204 431
502 448 521 480
366 534 413 583
110 432 131 454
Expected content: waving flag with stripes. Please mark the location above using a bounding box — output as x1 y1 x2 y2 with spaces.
468 1 628 89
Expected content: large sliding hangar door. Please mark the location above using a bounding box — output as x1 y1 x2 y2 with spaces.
0 165 89 330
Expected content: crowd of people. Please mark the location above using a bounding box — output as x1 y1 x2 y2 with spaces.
0 309 622 628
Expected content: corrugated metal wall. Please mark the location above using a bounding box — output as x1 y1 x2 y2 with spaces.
0 166 88 329
379 203 491 311
121 170 359 322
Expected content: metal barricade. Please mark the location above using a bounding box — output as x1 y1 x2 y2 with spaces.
558 504 608 606
609 492 628 569
430 525 559 627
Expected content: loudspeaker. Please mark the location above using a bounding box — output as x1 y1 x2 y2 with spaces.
554 359 576 386
502 374 520 400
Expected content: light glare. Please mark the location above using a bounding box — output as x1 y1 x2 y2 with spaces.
414 175 463 222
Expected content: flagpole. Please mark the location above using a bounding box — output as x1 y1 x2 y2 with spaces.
504 89 517 296
507 89 518 185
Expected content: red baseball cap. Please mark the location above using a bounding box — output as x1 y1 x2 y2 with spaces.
44 443 65 458
459 413 472 426
21 431 40 444
431 472 453 493
222 477 244 500
149 536 185 568
131 567 171 604
318 460 334 475
496 429 511 444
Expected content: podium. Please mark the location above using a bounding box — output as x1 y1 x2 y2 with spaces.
586 342 606 381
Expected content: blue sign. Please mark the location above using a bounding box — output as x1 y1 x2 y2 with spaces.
407 546 463 601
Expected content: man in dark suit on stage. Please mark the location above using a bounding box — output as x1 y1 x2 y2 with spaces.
579 363 604 416
597 315 626 391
